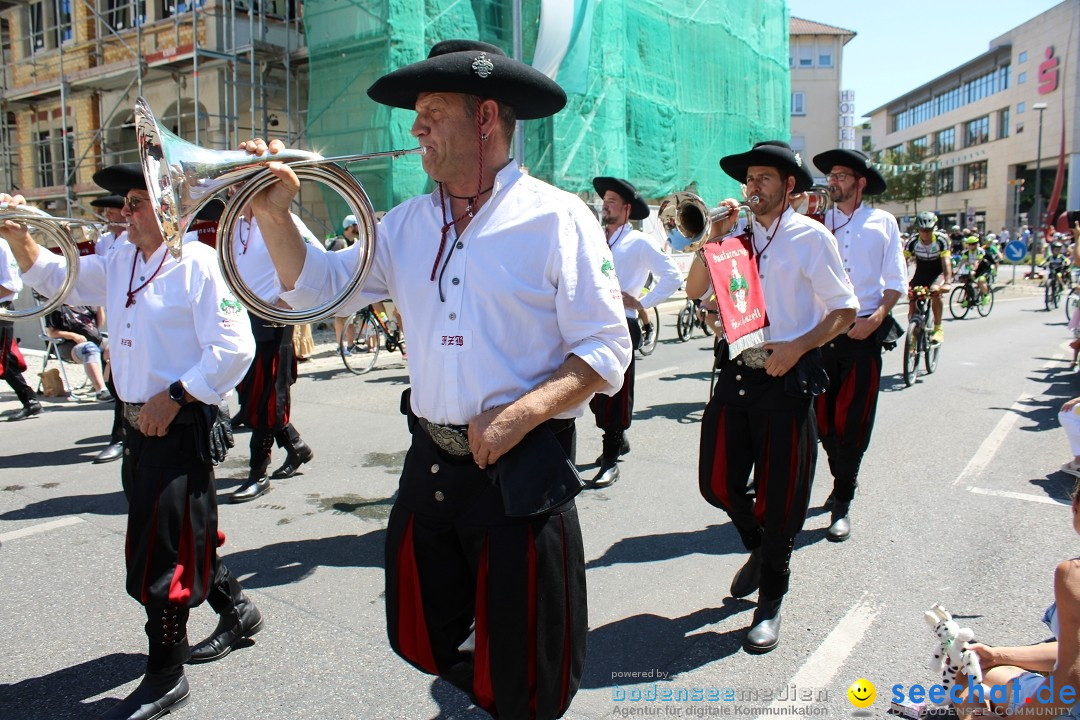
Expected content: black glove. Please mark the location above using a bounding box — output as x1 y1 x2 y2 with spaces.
209 401 235 465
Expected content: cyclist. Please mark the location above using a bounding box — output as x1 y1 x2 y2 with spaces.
956 235 991 301
1046 241 1071 292
905 211 952 343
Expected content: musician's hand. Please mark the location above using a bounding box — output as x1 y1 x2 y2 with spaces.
761 341 802 377
0 193 32 242
847 313 882 341
239 138 299 219
708 198 741 240
139 390 181 438
468 403 531 469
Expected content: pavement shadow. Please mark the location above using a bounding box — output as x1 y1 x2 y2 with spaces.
587 523 743 569
224 530 387 589
1 443 103 469
0 490 126 519
1028 474 1075 504
633 401 704 424
996 394 1071 433
658 369 712 384
580 601 753 689
0 651 144 720
428 679 492 719
879 372 907 393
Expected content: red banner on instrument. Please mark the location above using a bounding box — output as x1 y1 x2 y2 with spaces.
701 234 769 357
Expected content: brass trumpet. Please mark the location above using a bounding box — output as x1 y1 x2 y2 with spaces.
657 193 760 251
0 203 98 322
135 97 424 325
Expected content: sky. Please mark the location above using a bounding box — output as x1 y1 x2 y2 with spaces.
786 0 1066 119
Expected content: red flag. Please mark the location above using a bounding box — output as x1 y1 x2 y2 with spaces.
701 233 769 357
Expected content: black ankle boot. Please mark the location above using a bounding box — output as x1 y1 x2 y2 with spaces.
589 457 620 488
729 549 762 599
233 435 273 503
744 596 783 654
827 502 851 542
189 574 263 664
271 438 313 479
99 608 191 720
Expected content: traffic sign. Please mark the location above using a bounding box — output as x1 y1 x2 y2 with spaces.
1005 240 1027 262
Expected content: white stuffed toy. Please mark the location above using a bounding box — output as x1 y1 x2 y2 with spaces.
924 604 983 690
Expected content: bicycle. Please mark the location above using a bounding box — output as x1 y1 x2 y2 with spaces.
1065 269 1080 322
635 307 660 357
1045 267 1068 311
903 286 941 388
676 297 715 342
948 270 994 319
339 305 405 374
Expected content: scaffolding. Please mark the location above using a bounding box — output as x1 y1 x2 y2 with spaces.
0 0 311 224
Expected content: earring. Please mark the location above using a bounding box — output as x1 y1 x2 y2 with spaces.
481 132 488 141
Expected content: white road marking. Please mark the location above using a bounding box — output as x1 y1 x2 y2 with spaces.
0 516 85 542
967 486 1070 506
952 393 1032 486
636 365 679 381
769 592 880 709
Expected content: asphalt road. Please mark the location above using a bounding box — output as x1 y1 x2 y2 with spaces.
1 285 1076 720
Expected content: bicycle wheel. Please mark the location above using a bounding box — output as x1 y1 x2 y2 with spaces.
1054 283 1064 309
637 308 660 357
924 330 940 374
976 287 995 317
676 302 693 342
902 320 921 387
701 312 713 337
1066 288 1080 322
1046 281 1058 311
948 286 970 319
340 313 381 374
708 342 722 400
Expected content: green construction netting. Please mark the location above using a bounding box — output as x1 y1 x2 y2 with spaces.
303 0 789 222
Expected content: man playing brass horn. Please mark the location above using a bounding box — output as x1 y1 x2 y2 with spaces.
241 39 630 719
0 162 261 720
686 140 857 655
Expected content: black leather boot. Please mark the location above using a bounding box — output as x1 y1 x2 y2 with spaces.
744 596 783 654
826 502 851 542
729 548 762 599
589 458 620 488
232 434 272 503
189 571 263 664
271 433 313 479
99 607 190 720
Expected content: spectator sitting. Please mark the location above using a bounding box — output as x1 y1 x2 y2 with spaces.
44 303 111 401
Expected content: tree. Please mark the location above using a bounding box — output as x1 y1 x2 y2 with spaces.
880 145 932 215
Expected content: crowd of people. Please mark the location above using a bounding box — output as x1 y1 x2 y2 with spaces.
1 35 1078 720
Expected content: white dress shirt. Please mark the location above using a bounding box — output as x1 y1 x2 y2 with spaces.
95 229 129 257
751 206 859 343
233 214 322 304
0 238 22 298
823 205 907 316
282 162 632 426
607 224 683 319
23 240 255 406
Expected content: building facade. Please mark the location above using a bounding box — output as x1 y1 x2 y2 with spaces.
789 16 856 177
868 0 1079 233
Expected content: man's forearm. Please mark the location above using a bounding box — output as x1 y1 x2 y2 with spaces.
5 229 40 272
511 355 608 431
876 289 902 316
797 308 857 353
253 209 308 290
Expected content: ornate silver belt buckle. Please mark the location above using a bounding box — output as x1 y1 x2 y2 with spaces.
123 403 143 428
739 346 770 369
422 420 471 457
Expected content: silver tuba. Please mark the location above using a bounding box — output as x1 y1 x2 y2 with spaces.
0 203 99 321
135 97 424 325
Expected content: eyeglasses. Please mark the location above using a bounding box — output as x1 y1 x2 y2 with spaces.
826 172 854 182
124 196 148 212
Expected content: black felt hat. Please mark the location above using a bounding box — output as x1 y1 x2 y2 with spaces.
194 198 225 223
719 140 814 193
813 148 887 196
593 177 650 221
92 163 147 195
89 194 126 209
367 39 567 120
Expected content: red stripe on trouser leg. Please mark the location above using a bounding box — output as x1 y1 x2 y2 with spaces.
833 361 859 442
708 408 730 508
814 393 829 437
528 530 538 717
754 430 771 527
473 537 495 713
559 518 572 714
783 420 798 523
167 486 195 605
139 475 163 605
856 355 881 448
266 352 279 426
395 514 439 675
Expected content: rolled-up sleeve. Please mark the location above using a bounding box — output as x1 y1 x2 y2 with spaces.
180 253 256 406
281 235 389 315
22 248 108 308
554 209 632 393
639 242 683 310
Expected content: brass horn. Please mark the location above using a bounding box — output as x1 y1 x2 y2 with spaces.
657 193 760 252
790 184 832 224
134 96 424 325
0 203 96 322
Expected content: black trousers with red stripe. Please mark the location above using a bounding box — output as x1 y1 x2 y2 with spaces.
590 318 640 435
236 318 303 468
121 406 228 609
814 333 884 505
385 425 587 719
0 320 35 409
698 361 818 600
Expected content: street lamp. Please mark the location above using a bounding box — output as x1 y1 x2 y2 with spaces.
1031 101 1048 277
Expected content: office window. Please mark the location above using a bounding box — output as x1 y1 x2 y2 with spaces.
964 115 989 147
818 45 833 67
161 0 205 18
963 161 988 191
1018 71 1026 84
798 44 813 67
56 0 72 45
790 134 806 152
862 135 873 153
911 136 929 153
1018 50 1028 63
936 168 954 194
35 130 53 187
935 127 956 155
791 92 806 116
1018 102 1025 114
28 1 45 53
998 108 1010 139
105 0 147 29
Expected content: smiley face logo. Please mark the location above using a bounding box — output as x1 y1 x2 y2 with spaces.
847 678 876 708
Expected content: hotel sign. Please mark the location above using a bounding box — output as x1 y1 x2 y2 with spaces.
838 90 856 149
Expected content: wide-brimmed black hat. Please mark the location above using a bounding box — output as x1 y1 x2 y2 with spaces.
367 39 567 120
593 177 650 221
813 148 887 196
719 140 814 193
92 163 146 195
194 198 225 223
90 194 126 209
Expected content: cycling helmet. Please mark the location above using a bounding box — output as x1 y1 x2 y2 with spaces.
915 211 938 229
1051 241 1064 250
985 233 996 242
964 235 979 244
